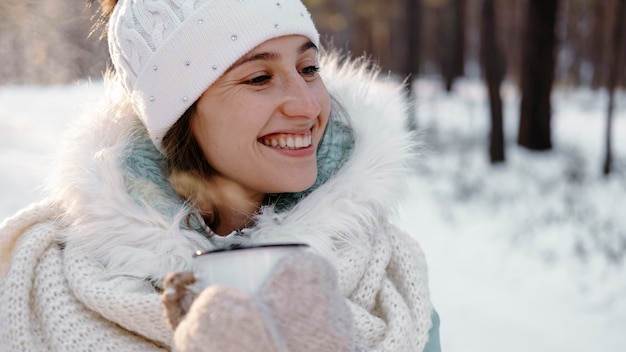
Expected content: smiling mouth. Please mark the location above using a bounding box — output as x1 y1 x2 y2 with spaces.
259 132 312 150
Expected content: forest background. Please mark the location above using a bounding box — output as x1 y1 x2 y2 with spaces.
1 0 624 171
2 0 624 88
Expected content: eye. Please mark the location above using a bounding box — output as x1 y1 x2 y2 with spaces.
246 74 272 86
300 65 320 77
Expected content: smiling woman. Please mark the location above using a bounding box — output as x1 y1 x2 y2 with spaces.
166 36 330 235
0 0 439 351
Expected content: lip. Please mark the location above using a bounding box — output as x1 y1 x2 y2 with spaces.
257 128 316 157
259 128 313 139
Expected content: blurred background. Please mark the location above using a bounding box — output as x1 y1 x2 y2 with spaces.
2 0 625 88
1 0 624 170
0 0 626 88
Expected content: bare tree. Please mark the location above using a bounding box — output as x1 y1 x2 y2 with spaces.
438 0 466 92
603 0 626 175
404 0 422 88
517 0 559 151
481 0 505 163
336 0 355 52
397 0 422 130
590 0 609 89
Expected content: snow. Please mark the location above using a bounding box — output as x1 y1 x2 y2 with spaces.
1 78 625 351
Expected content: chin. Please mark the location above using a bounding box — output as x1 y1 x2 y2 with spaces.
279 175 317 193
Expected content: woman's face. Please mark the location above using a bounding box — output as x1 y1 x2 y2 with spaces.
192 35 330 198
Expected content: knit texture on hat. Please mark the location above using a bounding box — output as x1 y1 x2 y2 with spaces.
108 0 320 151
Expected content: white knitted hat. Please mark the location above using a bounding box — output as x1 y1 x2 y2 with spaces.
107 0 320 151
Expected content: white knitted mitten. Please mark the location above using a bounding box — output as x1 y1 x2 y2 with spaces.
162 252 355 352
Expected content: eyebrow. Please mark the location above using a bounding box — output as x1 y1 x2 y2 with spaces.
231 40 318 69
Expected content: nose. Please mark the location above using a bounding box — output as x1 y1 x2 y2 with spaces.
280 74 322 120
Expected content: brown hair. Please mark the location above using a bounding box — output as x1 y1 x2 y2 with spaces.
162 102 215 178
162 103 221 231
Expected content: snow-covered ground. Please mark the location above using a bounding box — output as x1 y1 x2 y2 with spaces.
1 79 625 351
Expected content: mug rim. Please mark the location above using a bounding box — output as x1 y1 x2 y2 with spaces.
194 243 309 257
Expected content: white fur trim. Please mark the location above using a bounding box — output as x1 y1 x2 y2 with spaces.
44 52 420 285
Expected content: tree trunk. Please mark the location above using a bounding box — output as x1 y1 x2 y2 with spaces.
481 0 505 163
335 0 355 52
405 0 421 87
603 0 626 176
591 0 608 89
517 0 559 151
439 0 465 92
405 0 422 130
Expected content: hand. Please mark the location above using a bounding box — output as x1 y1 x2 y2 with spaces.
162 252 355 352
258 252 355 351
162 271 197 329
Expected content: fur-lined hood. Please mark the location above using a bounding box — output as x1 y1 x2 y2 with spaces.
45 53 419 284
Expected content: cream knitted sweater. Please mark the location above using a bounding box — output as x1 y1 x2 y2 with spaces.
0 54 433 351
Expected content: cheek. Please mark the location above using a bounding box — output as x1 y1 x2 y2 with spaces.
192 96 239 143
190 108 224 164
191 104 260 167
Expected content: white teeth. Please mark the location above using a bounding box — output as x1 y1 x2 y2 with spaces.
261 134 312 150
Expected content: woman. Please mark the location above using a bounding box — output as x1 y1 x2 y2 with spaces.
0 0 440 350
